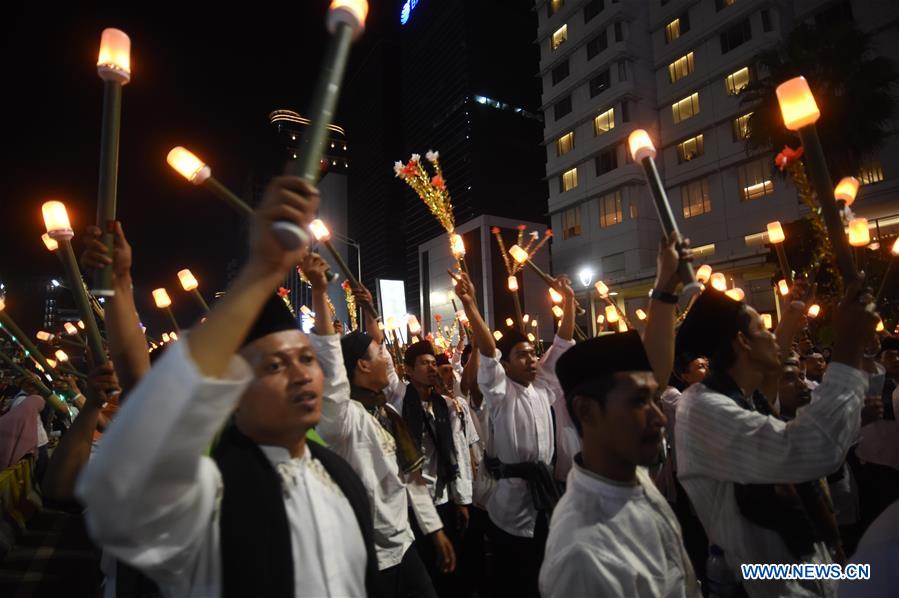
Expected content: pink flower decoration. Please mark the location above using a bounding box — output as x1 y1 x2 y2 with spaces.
277 287 289 298
431 174 446 190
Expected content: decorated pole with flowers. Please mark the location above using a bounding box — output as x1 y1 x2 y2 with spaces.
394 150 466 268
342 280 360 331
491 225 553 333
775 76 858 285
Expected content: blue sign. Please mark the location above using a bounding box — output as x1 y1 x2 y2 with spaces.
400 0 420 25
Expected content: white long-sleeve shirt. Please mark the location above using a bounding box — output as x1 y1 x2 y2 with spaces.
387 363 475 507
676 363 867 598
75 338 367 598
310 333 443 570
476 334 575 537
540 462 699 598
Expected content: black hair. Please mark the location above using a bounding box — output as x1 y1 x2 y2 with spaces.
707 304 754 373
565 374 619 436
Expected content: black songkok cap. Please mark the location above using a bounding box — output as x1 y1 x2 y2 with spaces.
340 330 375 381
676 288 745 357
242 295 300 347
555 330 652 399
404 340 436 367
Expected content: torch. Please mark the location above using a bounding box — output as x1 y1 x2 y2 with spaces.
152 288 181 333
308 219 374 317
167 146 255 217
592 280 631 328
508 244 586 316
450 233 469 274
627 129 701 296
42 201 107 363
775 77 858 284
0 351 69 415
178 269 210 313
276 0 369 249
766 221 793 286
0 299 59 381
93 28 131 297
848 217 870 270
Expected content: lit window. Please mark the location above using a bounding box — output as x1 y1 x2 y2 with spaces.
561 167 578 192
671 92 700 124
562 205 581 239
738 158 774 201
858 161 884 185
732 113 752 141
725 67 750 95
549 0 564 17
598 191 623 228
681 178 711 218
665 13 689 43
676 134 704 163
557 132 575 156
668 52 695 83
552 25 568 50
665 19 681 43
594 107 615 135
629 202 638 219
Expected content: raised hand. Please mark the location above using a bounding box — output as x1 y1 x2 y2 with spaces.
655 232 692 293
86 363 121 409
449 270 476 306
248 177 319 278
81 221 132 281
299 253 332 293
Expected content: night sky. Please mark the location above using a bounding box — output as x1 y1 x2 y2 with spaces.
1 3 388 335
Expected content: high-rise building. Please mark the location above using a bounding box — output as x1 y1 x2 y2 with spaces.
537 0 899 331
345 0 548 313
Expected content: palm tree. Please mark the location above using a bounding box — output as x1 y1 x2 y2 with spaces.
742 21 899 180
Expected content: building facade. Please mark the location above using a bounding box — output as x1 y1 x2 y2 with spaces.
537 0 899 332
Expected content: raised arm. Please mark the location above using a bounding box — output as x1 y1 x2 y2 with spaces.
42 364 119 501
642 232 691 388
352 284 383 345
556 275 575 342
81 222 149 392
452 271 495 358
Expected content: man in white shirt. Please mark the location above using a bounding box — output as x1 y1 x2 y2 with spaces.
302 256 449 598
76 176 376 598
675 281 878 597
386 339 475 597
452 268 575 598
540 331 699 598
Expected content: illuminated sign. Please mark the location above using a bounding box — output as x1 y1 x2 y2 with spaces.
400 0 421 25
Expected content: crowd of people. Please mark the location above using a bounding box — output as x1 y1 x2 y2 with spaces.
1 176 898 597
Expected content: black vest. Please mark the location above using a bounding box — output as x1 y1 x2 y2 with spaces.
212 423 379 598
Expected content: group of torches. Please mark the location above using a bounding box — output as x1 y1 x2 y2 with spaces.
3 6 898 408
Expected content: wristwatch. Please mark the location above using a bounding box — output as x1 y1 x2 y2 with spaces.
648 288 679 304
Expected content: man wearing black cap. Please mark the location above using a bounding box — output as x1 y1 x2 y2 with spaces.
452 268 575 598
674 281 879 597
539 331 699 597
76 177 377 598
302 253 449 598
384 336 476 597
